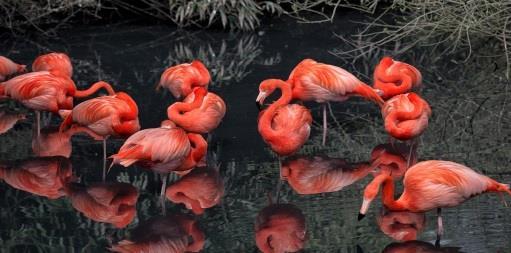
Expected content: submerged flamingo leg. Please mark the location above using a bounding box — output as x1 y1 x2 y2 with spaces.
322 103 327 146
102 136 109 181
160 173 168 215
436 208 444 242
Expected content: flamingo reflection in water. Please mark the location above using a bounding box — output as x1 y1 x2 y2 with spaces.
370 142 417 177
0 156 74 199
281 155 376 195
377 209 426 242
32 125 103 158
255 203 307 253
0 110 25 135
65 181 139 228
166 166 224 215
110 214 205 253
381 241 463 253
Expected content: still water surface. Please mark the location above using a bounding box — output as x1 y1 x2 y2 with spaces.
1 13 511 252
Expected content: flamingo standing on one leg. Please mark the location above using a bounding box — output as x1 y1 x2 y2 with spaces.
32 52 73 78
158 60 211 100
0 72 116 135
284 59 384 145
110 120 191 211
0 56 26 81
373 56 422 100
358 160 511 241
59 91 140 180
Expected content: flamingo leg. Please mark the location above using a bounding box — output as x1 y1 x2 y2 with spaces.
406 138 417 168
35 111 41 137
322 103 327 146
436 208 444 242
160 173 168 215
102 136 109 181
276 156 282 203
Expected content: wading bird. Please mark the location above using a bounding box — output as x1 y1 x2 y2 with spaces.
110 120 191 209
166 167 224 215
0 56 26 81
109 214 205 253
286 59 384 145
382 92 431 141
32 52 73 78
256 79 312 158
158 60 211 99
59 91 140 178
359 160 511 240
255 203 307 253
65 182 138 228
281 156 375 195
167 87 226 134
0 73 115 135
373 57 422 100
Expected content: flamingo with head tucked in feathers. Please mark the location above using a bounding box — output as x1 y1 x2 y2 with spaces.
32 52 73 78
373 56 422 100
158 60 211 100
382 92 431 141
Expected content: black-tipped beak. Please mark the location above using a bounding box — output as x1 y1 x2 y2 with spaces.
256 101 262 111
358 213 365 221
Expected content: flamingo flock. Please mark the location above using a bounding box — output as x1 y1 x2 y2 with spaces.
0 52 509 253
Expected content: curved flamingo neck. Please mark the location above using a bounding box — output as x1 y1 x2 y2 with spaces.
167 90 206 124
188 133 207 163
380 175 407 211
74 81 115 98
259 81 293 138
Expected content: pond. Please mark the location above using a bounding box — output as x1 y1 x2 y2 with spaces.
1 12 511 253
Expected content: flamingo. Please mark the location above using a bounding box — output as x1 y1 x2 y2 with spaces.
256 79 312 157
59 91 140 178
359 160 511 240
110 120 191 209
255 203 307 253
0 156 74 199
0 72 116 135
0 56 26 81
167 87 226 134
382 92 431 141
165 167 224 215
65 182 139 228
32 52 73 78
32 125 103 158
173 133 207 175
376 210 426 242
109 214 205 253
281 156 375 195
373 57 422 100
285 59 384 145
158 60 211 99
0 110 25 135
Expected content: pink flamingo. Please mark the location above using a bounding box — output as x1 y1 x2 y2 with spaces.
382 241 462 253
373 56 422 100
158 60 211 99
0 156 74 199
382 92 431 141
0 56 26 81
32 52 73 78
255 203 307 253
166 167 224 215
167 87 226 134
173 133 207 175
65 182 139 228
109 214 205 253
59 91 140 178
281 156 375 195
359 160 511 239
110 120 191 209
256 79 312 157
286 59 384 145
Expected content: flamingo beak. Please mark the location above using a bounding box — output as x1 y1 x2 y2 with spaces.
358 198 371 221
255 91 267 111
358 213 366 221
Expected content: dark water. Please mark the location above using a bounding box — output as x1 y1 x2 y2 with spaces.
1 12 511 253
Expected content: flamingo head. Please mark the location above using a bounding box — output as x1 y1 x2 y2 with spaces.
17 64 27 73
359 173 388 220
256 79 285 110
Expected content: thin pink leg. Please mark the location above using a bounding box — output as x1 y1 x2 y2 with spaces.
436 208 444 241
322 103 327 146
160 173 168 215
35 111 41 137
